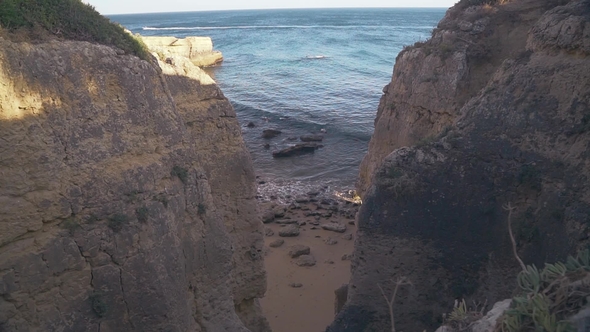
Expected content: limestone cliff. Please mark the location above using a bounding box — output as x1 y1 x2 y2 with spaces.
0 37 269 331
332 0 590 331
141 36 224 67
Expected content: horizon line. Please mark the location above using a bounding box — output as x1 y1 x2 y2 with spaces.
105 6 450 16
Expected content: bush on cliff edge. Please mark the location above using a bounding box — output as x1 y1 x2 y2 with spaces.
0 0 150 60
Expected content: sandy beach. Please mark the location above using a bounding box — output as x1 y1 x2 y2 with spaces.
258 193 359 332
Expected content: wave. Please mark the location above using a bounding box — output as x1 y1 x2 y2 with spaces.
142 25 435 31
304 55 328 59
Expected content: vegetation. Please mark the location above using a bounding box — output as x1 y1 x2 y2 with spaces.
499 250 590 332
153 193 169 208
107 213 129 232
0 0 150 60
89 292 107 317
198 203 206 215
61 217 79 235
171 166 189 184
444 299 487 330
135 206 149 223
377 277 412 332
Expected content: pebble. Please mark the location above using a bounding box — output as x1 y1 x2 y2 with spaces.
265 228 274 237
269 239 285 248
279 224 300 237
288 244 311 258
296 255 316 267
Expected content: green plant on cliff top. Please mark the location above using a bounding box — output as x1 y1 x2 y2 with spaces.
0 0 150 60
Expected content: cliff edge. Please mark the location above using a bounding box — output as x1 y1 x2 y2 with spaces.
333 0 590 331
141 36 224 67
0 33 268 332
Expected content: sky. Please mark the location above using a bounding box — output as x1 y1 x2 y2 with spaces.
84 0 456 15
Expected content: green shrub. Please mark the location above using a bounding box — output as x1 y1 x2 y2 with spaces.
135 206 149 223
61 217 79 235
0 0 150 60
198 203 206 215
386 166 403 179
89 292 107 317
517 164 542 190
153 193 169 208
171 166 188 184
86 214 100 224
107 213 129 232
500 250 590 332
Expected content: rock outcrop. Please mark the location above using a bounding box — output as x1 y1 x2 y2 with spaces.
331 0 590 331
141 36 223 67
0 37 268 331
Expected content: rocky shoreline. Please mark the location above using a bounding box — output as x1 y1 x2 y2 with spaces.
257 186 360 332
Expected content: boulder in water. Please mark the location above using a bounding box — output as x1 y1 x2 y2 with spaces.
272 143 322 158
262 129 282 139
300 134 324 142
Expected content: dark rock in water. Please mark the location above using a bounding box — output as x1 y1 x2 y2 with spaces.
247 121 256 128
262 129 282 139
272 143 322 158
263 143 270 149
300 134 324 142
289 282 303 288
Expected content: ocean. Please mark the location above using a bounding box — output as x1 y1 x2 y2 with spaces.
109 8 446 198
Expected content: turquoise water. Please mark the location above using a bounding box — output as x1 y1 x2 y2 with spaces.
110 8 446 195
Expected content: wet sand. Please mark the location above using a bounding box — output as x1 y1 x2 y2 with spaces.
258 194 359 332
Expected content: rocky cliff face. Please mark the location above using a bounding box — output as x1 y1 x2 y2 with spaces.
333 0 590 331
141 36 224 67
0 38 269 332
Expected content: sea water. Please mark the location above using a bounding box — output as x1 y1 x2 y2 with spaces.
109 8 446 198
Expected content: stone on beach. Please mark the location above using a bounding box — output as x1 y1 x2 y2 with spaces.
269 239 285 248
321 222 347 233
279 224 300 237
288 245 311 258
296 255 316 267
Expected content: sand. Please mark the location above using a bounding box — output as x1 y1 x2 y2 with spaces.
258 197 359 332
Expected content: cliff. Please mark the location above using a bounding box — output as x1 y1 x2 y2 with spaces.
0 36 268 331
141 36 224 67
332 0 590 331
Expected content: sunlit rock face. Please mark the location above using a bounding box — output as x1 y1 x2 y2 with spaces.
0 38 268 332
141 36 224 67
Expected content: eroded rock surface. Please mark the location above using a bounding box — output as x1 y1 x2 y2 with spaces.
330 1 590 331
141 36 223 67
0 38 268 331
